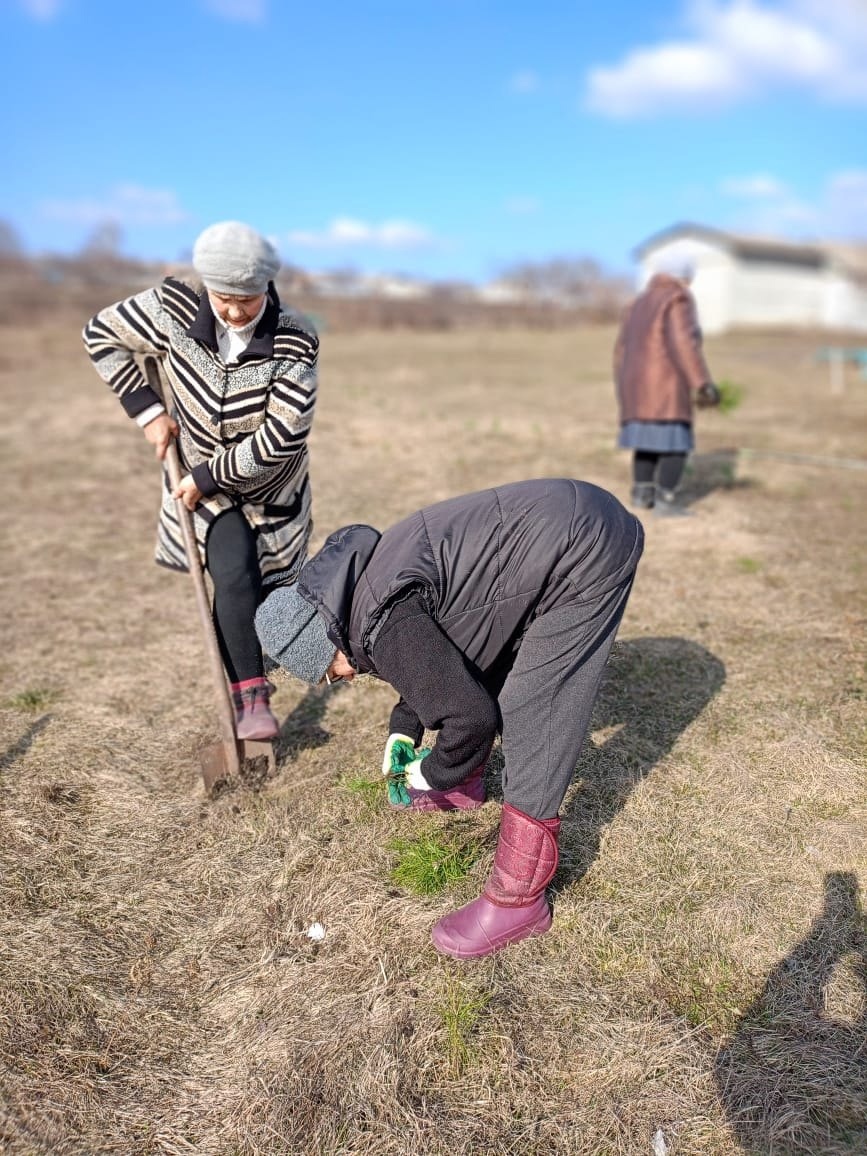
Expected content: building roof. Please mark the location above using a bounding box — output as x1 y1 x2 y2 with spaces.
634 222 867 276
822 242 867 282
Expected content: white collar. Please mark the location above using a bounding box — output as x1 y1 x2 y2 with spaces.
214 298 268 363
213 296 268 341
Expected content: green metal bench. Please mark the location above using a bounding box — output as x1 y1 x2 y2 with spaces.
815 346 867 377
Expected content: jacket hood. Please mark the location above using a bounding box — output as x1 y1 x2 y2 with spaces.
297 524 382 662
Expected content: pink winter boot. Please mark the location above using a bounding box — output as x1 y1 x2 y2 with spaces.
431 803 560 959
231 678 279 741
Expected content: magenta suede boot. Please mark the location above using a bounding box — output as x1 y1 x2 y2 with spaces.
231 678 279 741
431 803 560 959
389 764 486 812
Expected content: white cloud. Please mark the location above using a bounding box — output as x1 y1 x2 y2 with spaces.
721 174 788 197
703 1 835 82
19 0 62 19
39 185 190 227
584 0 867 116
720 168 867 236
510 70 540 94
586 41 742 115
201 0 266 22
792 0 867 97
286 217 436 250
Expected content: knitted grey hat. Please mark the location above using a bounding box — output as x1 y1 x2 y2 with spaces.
192 220 281 295
255 585 335 685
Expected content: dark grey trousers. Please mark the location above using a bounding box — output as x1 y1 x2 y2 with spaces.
498 576 635 819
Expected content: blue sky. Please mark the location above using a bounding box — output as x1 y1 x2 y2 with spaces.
2 0 865 282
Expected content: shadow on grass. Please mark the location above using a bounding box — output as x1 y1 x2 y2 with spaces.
550 635 725 885
0 715 53 773
274 685 332 762
714 871 867 1154
679 447 755 508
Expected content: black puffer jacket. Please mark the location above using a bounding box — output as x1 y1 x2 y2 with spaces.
297 478 643 787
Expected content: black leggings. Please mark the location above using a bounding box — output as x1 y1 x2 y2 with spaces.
633 451 687 493
205 509 263 684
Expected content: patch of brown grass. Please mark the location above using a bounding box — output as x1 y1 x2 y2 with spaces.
1 317 865 1154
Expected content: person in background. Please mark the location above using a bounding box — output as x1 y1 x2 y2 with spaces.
83 221 318 740
614 254 720 515
254 478 643 959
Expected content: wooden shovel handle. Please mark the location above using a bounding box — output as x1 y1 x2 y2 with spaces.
143 358 240 771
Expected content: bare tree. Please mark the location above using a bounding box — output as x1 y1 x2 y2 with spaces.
0 219 24 261
80 220 124 260
496 256 612 306
72 219 138 285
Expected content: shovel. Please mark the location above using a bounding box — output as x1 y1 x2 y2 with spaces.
143 357 277 792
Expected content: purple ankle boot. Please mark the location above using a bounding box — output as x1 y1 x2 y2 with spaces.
431 804 561 959
231 678 279 741
389 765 486 812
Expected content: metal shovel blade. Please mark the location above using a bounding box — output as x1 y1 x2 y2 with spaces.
200 740 240 794
199 739 276 794
240 740 277 776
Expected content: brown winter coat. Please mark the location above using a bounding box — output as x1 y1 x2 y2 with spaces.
613 274 712 423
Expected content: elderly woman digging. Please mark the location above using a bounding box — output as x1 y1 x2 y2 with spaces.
83 221 319 740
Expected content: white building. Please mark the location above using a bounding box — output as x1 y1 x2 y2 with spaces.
634 223 867 336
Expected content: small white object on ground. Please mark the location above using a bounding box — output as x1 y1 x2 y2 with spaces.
651 1128 669 1156
306 922 326 941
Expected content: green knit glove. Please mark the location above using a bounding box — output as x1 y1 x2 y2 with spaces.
382 733 431 806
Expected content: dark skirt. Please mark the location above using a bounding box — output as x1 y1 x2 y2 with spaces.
618 420 694 453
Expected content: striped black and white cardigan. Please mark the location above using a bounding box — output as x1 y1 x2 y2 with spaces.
82 276 318 586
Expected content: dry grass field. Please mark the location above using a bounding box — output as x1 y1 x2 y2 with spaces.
1 309 865 1155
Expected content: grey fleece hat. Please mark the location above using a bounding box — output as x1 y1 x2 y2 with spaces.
192 220 281 295
255 584 335 685
653 252 695 282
